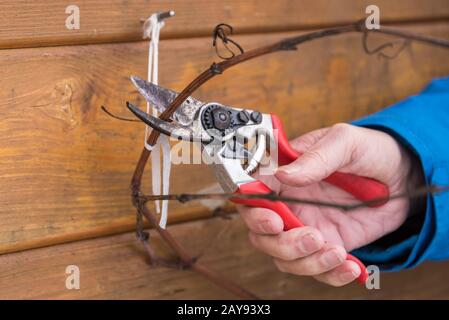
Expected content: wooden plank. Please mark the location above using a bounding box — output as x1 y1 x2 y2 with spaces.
0 216 448 299
1 23 449 255
1 0 449 49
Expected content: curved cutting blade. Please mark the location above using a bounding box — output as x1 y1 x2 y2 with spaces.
130 76 203 126
126 102 212 143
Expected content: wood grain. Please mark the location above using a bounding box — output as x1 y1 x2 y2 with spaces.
0 23 449 254
0 215 448 299
1 0 449 49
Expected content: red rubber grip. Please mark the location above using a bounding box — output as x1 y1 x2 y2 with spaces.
271 114 389 206
233 181 368 284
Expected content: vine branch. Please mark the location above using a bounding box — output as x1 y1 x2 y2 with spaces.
127 20 449 299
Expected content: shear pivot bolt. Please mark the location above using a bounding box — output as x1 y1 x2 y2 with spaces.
238 110 250 123
211 106 231 130
250 111 262 123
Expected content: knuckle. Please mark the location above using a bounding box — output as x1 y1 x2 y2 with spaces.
277 233 291 248
256 220 269 233
304 150 330 178
276 237 296 260
301 259 323 276
277 229 315 260
295 229 324 254
296 225 318 237
331 123 356 146
331 122 352 136
279 250 296 261
330 123 358 163
306 149 327 165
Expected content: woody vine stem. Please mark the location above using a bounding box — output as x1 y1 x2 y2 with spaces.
128 20 449 299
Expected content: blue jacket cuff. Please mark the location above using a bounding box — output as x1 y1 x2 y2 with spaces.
350 77 449 271
351 116 435 271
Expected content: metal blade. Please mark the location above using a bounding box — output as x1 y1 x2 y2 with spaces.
126 102 212 143
130 76 203 126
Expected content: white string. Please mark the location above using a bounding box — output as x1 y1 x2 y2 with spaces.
143 13 172 229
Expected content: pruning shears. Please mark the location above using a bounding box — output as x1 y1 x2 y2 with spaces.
127 76 390 284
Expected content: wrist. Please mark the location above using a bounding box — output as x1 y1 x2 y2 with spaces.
405 149 426 218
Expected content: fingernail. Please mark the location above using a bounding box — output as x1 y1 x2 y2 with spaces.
320 249 344 268
339 269 360 282
297 233 320 253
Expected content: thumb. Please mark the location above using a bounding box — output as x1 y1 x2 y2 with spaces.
275 123 356 187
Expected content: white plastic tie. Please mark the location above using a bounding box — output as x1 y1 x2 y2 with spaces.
142 12 173 229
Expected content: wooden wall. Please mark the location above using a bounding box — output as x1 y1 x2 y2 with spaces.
0 1 448 299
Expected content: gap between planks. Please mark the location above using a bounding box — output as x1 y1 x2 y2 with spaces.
0 207 236 256
0 16 448 51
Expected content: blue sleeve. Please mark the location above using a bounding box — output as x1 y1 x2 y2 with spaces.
350 76 449 272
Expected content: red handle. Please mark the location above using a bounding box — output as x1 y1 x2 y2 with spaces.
271 114 389 206
233 180 368 284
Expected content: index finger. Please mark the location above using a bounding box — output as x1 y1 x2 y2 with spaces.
236 205 284 235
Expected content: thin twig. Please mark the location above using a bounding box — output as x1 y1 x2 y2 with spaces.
372 25 449 48
101 105 140 122
362 31 411 59
140 184 449 211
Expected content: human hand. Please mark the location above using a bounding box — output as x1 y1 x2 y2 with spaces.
237 123 422 286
